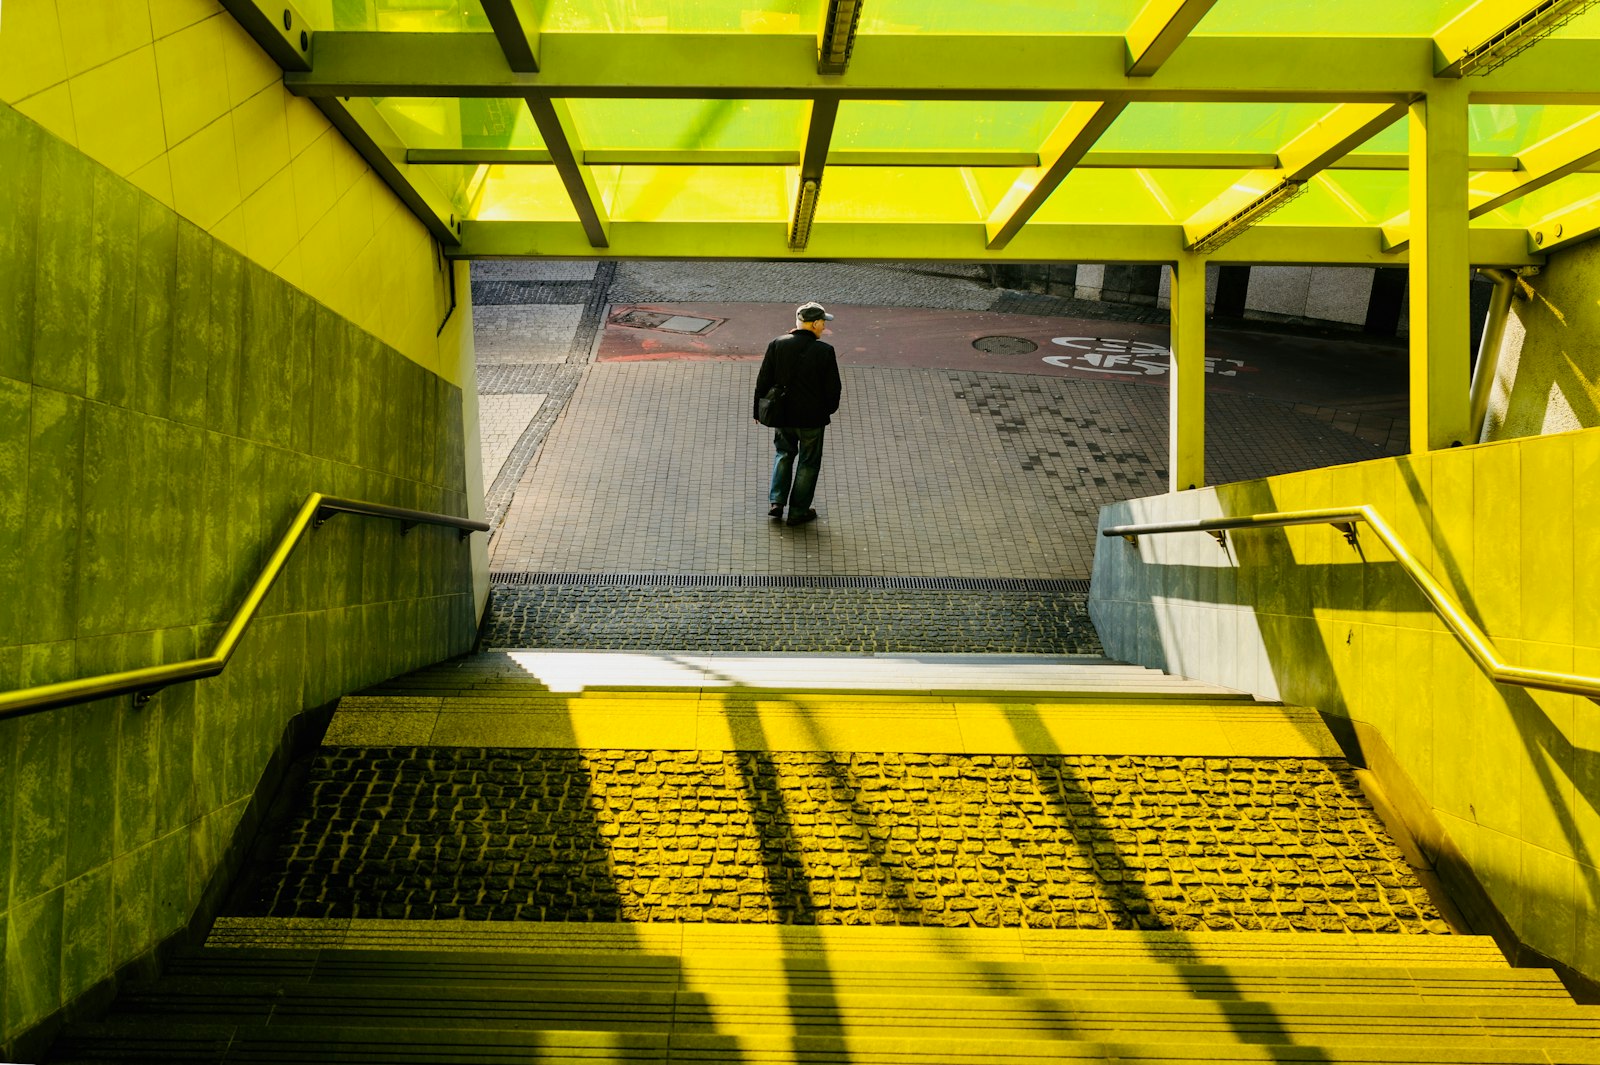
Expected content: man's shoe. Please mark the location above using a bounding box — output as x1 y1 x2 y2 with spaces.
785 509 817 527
768 504 784 519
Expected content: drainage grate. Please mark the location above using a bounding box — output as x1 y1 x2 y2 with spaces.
490 572 1092 593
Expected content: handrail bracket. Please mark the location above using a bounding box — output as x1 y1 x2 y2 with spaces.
133 686 164 708
1208 530 1228 548
1120 533 1139 546
1331 521 1359 547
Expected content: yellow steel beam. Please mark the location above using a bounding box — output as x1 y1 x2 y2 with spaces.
789 98 840 250
985 101 1128 250
1468 111 1600 215
404 147 1541 172
1408 82 1473 451
1435 0 1599 77
1528 189 1600 252
1126 0 1221 76
479 0 546 73
452 219 1540 266
1182 102 1408 247
1167 254 1207 491
523 97 610 247
284 32 1600 103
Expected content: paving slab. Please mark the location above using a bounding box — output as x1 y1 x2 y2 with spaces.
488 363 1381 578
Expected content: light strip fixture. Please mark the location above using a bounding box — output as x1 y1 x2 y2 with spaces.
819 0 863 74
1456 0 1600 75
1188 180 1308 253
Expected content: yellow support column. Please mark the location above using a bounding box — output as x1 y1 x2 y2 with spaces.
1409 82 1472 452
1169 254 1206 491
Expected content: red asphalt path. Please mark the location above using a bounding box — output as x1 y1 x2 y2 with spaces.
597 302 1408 407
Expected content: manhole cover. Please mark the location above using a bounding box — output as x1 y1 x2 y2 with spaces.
608 308 722 334
973 335 1039 355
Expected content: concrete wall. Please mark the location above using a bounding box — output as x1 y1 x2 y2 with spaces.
1089 429 1600 983
0 20 484 1054
1484 238 1600 442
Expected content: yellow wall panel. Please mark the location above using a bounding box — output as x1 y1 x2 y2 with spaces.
0 0 70 102
13 81 77 144
57 0 152 77
153 16 231 146
242 165 300 269
169 111 242 229
291 129 339 233
69 46 166 175
216 9 280 108
232 87 292 197
149 0 222 39
129 153 176 208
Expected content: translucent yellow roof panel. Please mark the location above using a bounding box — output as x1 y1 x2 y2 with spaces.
473 166 580 221
1029 170 1191 226
1470 105 1600 155
301 0 490 31
834 101 1070 153
544 0 818 32
608 166 790 221
568 99 807 151
377 98 544 150
1194 0 1468 35
861 0 1143 34
815 168 1002 223
1099 104 1351 156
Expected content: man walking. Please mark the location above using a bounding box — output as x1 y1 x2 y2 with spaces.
754 302 842 527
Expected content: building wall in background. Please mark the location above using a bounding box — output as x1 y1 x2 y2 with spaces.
0 83 479 1060
1089 429 1600 983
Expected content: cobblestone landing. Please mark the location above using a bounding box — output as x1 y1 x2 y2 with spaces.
485 585 1102 653
244 748 1447 935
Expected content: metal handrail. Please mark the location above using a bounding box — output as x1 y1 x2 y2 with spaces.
0 494 489 721
1103 504 1600 700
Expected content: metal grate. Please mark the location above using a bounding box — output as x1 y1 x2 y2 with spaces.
490 572 1092 593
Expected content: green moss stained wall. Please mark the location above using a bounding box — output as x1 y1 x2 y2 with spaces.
0 100 478 1051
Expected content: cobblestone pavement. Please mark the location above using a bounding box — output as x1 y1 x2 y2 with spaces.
609 262 1001 312
485 586 1102 654
471 263 613 525
488 363 1382 578
244 748 1447 934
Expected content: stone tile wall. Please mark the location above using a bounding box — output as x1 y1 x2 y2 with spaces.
0 100 477 1055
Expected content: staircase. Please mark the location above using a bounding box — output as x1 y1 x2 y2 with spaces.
46 649 1600 1063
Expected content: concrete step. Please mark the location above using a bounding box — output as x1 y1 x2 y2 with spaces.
370 651 1246 699
331 652 1338 756
145 952 1569 1004
57 982 1600 1062
208 921 1507 968
56 1022 1575 1063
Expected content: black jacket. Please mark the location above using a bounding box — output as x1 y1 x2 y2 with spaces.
753 329 842 428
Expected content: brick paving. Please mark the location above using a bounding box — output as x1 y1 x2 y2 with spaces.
609 261 1001 312
244 749 1447 934
488 363 1383 578
485 586 1102 653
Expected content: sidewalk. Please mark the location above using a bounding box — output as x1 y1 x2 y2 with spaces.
475 261 1403 578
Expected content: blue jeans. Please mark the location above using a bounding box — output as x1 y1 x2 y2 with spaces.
769 427 826 512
